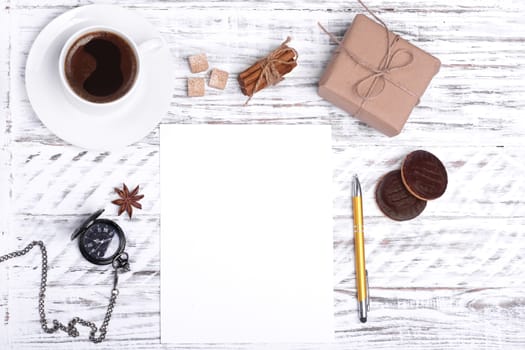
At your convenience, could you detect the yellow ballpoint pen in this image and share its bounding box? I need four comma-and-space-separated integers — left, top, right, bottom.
352, 174, 370, 323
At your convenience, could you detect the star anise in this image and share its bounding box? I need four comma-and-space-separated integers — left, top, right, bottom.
112, 183, 144, 219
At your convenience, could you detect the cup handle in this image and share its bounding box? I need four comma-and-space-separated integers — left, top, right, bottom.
138, 38, 164, 53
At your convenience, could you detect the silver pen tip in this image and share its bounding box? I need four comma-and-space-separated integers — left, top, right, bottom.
352, 174, 362, 197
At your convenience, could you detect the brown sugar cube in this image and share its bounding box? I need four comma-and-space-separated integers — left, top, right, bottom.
188, 53, 209, 73
208, 68, 229, 90
187, 77, 205, 97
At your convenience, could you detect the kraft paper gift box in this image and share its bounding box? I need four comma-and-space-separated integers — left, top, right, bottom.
318, 14, 441, 136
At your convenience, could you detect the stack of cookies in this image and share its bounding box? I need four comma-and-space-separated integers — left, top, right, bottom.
375, 150, 448, 221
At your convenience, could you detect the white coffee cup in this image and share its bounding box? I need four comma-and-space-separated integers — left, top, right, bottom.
58, 25, 162, 112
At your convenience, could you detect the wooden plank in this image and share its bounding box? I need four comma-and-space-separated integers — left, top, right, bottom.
5, 215, 525, 290
0, 0, 12, 345
9, 144, 525, 218
10, 144, 160, 216
6, 4, 525, 147
8, 0, 525, 11
2, 216, 524, 348
5, 286, 525, 349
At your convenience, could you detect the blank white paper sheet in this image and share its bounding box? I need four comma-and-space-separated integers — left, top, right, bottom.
160, 124, 334, 343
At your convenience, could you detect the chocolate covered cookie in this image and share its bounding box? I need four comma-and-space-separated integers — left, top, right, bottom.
375, 170, 427, 221
401, 150, 448, 200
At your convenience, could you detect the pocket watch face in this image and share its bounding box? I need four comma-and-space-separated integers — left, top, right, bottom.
81, 220, 122, 263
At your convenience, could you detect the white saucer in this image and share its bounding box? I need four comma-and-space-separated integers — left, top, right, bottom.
26, 5, 173, 150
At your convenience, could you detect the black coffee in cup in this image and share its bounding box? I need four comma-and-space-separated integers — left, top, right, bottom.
64, 31, 138, 103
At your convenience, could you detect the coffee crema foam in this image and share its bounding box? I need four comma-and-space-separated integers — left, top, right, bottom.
64, 31, 138, 103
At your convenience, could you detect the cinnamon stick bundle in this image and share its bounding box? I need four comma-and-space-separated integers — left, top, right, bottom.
238, 37, 298, 103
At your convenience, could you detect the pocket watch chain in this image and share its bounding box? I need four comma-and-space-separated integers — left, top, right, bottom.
0, 241, 127, 343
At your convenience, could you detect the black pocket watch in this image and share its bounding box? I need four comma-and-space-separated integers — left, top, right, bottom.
71, 209, 129, 270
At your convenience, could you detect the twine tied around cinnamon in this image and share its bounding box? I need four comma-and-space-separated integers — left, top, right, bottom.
319, 0, 420, 115
244, 37, 298, 105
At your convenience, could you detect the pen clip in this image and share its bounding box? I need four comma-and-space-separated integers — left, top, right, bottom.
365, 270, 370, 311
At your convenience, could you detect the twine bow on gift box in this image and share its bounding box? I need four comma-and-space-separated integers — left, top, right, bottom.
319, 0, 421, 114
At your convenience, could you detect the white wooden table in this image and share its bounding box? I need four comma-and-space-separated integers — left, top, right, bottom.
1, 0, 524, 349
